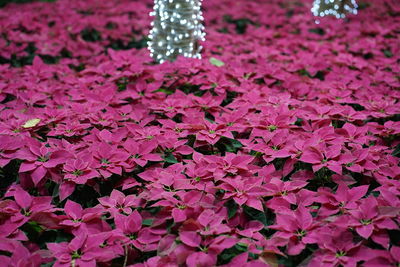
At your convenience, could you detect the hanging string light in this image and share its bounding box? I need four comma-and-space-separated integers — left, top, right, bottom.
148, 0, 206, 64
311, 0, 358, 19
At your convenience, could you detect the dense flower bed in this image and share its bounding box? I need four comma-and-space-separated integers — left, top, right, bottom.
0, 0, 400, 266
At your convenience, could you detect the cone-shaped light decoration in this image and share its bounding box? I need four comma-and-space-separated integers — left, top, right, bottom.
311, 0, 358, 19
148, 0, 206, 64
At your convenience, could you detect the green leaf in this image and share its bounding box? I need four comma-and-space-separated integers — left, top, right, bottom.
210, 57, 225, 67
27, 221, 43, 232
217, 243, 248, 265
22, 118, 40, 128
221, 90, 238, 107
224, 199, 238, 219
163, 153, 178, 164
142, 219, 154, 226
383, 49, 393, 58
308, 27, 325, 36
80, 28, 102, 42
153, 87, 175, 95
143, 205, 161, 215
297, 68, 312, 77
223, 15, 255, 34
20, 221, 44, 242
54, 230, 73, 243
52, 183, 59, 199
216, 137, 243, 154
392, 144, 400, 158
229, 138, 243, 149
243, 205, 267, 226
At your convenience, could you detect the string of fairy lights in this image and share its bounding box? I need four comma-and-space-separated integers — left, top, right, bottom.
311, 0, 358, 19
148, 0, 205, 63
147, 0, 359, 63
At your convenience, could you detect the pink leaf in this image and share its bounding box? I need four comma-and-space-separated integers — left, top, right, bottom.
180, 231, 201, 247
19, 162, 36, 173
186, 252, 215, 267
31, 165, 47, 185
14, 187, 32, 209
356, 224, 374, 239
246, 198, 264, 211
59, 182, 75, 201
64, 200, 83, 220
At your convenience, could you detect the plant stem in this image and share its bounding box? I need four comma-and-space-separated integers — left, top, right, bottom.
123, 245, 128, 267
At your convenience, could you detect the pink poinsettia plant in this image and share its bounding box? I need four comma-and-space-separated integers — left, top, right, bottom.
0, 0, 399, 266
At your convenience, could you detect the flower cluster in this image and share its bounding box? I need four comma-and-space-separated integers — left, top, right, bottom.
0, 0, 399, 266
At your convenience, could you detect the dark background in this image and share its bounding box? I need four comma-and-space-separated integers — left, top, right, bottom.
0, 0, 55, 8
